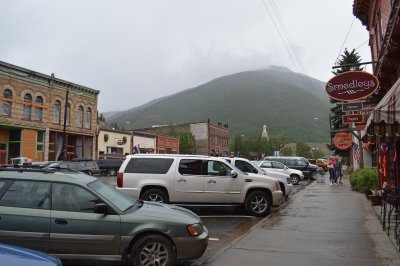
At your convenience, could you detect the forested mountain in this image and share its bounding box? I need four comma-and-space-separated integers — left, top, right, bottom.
107, 66, 331, 142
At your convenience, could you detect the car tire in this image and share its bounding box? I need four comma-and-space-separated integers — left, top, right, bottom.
311, 171, 317, 180
244, 191, 271, 217
141, 189, 169, 203
279, 182, 286, 197
131, 235, 176, 266
290, 174, 300, 185
108, 169, 117, 176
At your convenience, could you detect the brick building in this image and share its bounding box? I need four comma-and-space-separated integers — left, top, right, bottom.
137, 121, 229, 156
0, 61, 99, 164
354, 0, 400, 187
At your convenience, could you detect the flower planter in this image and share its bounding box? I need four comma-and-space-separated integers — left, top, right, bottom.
369, 195, 382, 206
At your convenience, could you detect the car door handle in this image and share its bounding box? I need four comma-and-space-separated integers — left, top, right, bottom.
177, 178, 186, 183
207, 180, 216, 184
55, 219, 68, 225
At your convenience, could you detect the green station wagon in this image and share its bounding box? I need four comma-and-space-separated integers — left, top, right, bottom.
0, 168, 208, 266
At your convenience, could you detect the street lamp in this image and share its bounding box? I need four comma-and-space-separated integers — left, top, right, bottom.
60, 89, 83, 161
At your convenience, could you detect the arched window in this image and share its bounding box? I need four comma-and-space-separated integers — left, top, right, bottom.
66, 103, 70, 126
77, 105, 83, 128
35, 96, 43, 121
85, 107, 91, 129
2, 89, 12, 117
23, 93, 32, 120
54, 100, 61, 124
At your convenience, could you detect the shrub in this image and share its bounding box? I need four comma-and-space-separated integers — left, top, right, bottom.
349, 168, 378, 193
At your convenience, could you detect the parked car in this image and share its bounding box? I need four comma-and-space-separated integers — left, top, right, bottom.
95, 159, 123, 176
264, 156, 318, 179
0, 243, 61, 266
309, 158, 327, 172
117, 154, 283, 217
46, 161, 95, 176
222, 157, 292, 197
0, 168, 208, 265
71, 158, 101, 176
257, 160, 305, 185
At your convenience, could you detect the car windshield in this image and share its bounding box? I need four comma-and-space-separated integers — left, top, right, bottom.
88, 180, 136, 212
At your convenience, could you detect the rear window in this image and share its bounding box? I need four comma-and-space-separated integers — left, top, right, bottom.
125, 158, 173, 174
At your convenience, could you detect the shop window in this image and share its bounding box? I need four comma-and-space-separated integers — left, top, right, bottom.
2, 89, 12, 117
37, 131, 45, 152
86, 107, 92, 129
23, 93, 32, 120
77, 106, 83, 128
35, 96, 43, 121
54, 100, 61, 124
8, 129, 21, 159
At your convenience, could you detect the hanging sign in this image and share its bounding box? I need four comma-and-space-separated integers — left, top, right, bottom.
342, 102, 363, 112
342, 114, 364, 124
333, 132, 352, 150
326, 71, 379, 101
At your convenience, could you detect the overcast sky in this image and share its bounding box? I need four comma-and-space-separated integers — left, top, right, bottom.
1, 0, 371, 113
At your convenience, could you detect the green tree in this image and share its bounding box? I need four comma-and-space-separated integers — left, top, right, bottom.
311, 148, 325, 159
157, 124, 196, 154
280, 146, 293, 156
270, 134, 287, 155
328, 48, 363, 157
296, 140, 311, 158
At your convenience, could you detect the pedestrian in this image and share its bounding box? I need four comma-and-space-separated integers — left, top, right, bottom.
327, 156, 336, 186
336, 157, 343, 184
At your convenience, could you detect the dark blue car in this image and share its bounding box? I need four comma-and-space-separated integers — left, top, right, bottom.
0, 244, 61, 266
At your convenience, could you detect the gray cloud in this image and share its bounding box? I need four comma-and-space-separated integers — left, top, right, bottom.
0, 0, 371, 112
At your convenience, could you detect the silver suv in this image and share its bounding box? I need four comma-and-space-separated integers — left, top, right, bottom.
117, 154, 283, 217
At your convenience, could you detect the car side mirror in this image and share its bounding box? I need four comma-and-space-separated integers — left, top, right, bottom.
285, 166, 289, 170
231, 170, 238, 178
94, 203, 109, 214
253, 169, 258, 174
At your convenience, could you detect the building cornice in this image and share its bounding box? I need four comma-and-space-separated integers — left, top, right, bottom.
0, 61, 100, 98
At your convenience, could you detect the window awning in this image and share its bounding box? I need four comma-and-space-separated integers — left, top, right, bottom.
362, 77, 400, 137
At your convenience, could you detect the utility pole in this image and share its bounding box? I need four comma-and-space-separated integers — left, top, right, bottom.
61, 89, 69, 161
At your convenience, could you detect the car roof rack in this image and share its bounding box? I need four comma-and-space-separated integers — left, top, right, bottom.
0, 167, 56, 173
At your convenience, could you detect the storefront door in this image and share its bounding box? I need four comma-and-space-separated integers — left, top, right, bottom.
0, 144, 7, 164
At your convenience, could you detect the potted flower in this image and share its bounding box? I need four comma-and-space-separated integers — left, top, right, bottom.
369, 188, 382, 206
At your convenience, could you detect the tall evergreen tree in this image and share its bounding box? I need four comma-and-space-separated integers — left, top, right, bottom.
328, 48, 363, 157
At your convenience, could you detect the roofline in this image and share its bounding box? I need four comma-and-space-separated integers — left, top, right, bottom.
0, 60, 100, 97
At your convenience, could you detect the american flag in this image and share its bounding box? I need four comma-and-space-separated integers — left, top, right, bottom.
353, 142, 360, 163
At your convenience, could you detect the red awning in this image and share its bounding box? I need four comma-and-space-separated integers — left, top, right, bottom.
362, 78, 400, 136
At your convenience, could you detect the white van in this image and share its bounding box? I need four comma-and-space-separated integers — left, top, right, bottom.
117, 154, 282, 217
222, 157, 293, 197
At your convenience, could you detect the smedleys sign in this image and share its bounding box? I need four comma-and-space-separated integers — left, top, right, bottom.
326, 71, 379, 101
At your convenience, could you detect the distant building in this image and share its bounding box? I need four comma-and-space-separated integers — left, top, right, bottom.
0, 61, 99, 164
261, 124, 269, 141
97, 127, 132, 159
136, 121, 230, 156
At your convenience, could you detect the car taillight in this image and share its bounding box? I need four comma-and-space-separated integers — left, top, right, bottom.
117, 172, 123, 187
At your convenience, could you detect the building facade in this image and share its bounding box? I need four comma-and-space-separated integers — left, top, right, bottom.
0, 61, 99, 164
133, 131, 157, 153
137, 121, 230, 156
354, 0, 400, 187
98, 129, 132, 159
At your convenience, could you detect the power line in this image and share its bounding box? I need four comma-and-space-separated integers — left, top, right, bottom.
355, 39, 369, 50
334, 17, 355, 65
261, 0, 314, 91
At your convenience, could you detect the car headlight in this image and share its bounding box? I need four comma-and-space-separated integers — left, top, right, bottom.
187, 223, 203, 237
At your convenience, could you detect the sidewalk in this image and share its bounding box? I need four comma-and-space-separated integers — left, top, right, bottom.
205, 175, 400, 266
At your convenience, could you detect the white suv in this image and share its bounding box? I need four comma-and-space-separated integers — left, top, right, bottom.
117, 154, 283, 217
257, 160, 305, 185
222, 157, 292, 197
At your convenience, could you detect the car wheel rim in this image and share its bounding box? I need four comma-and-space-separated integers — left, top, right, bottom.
146, 194, 164, 203
140, 241, 169, 266
250, 196, 268, 213
292, 176, 299, 183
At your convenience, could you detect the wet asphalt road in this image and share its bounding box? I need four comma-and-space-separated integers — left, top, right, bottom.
62, 176, 313, 266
